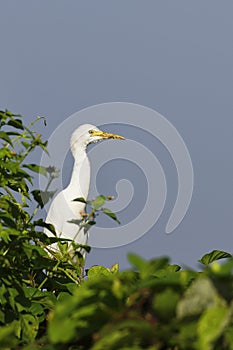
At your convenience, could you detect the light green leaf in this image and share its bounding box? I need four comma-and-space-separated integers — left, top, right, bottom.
197, 305, 229, 350
87, 265, 111, 278
111, 263, 119, 274
0, 322, 19, 348
177, 277, 219, 319
210, 258, 233, 276
0, 147, 12, 158
91, 195, 106, 209
20, 314, 39, 343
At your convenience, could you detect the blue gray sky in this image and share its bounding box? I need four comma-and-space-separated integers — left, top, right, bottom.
1, 1, 233, 269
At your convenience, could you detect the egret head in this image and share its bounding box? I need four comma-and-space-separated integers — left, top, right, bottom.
70, 124, 124, 155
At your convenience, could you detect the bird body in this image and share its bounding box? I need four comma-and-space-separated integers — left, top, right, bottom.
44, 124, 124, 256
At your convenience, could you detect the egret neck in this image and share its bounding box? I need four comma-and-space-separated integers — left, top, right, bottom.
64, 143, 90, 216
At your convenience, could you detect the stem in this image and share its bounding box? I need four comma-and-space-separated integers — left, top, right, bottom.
57, 267, 81, 284
37, 276, 49, 291
44, 176, 53, 192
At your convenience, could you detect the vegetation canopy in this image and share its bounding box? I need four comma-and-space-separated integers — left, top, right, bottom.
0, 110, 232, 349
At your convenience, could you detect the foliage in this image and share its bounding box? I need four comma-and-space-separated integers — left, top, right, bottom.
0, 110, 233, 349
31, 253, 233, 350
71, 195, 120, 230
0, 110, 88, 348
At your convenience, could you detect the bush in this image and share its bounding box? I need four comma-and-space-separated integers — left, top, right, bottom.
0, 110, 232, 349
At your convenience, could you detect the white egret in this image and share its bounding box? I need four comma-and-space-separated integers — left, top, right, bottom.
44, 124, 124, 258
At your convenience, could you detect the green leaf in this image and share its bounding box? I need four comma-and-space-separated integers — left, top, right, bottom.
7, 131, 21, 136
210, 258, 233, 277
67, 219, 83, 225
34, 219, 57, 236
178, 322, 198, 348
23, 243, 48, 258
86, 220, 96, 226
177, 277, 219, 319
21, 141, 31, 149
87, 265, 111, 278
153, 288, 180, 320
0, 147, 12, 158
102, 207, 120, 224
49, 316, 76, 343
73, 197, 87, 203
199, 250, 232, 265
20, 314, 39, 343
71, 242, 91, 253
5, 110, 14, 117
0, 322, 18, 348
0, 212, 17, 228
128, 253, 147, 272
32, 190, 56, 208
7, 118, 24, 130
111, 263, 119, 274
16, 168, 32, 182
225, 323, 233, 349
197, 305, 229, 350
0, 131, 13, 146
23, 163, 47, 177
90, 195, 106, 209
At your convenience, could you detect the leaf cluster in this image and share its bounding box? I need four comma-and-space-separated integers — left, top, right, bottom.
0, 110, 89, 348
40, 251, 233, 350
72, 195, 120, 229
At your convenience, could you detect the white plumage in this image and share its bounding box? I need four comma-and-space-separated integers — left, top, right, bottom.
44, 124, 124, 257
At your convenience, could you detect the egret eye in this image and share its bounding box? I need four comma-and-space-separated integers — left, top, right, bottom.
89, 130, 94, 135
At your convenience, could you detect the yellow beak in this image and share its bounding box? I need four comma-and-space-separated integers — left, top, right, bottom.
91, 130, 125, 140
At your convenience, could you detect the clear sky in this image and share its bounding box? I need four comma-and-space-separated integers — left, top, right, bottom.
1, 1, 233, 269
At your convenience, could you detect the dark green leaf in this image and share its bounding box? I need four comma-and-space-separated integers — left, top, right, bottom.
34, 219, 57, 236
32, 190, 56, 208
102, 207, 120, 224
73, 197, 87, 203
23, 164, 47, 177
199, 250, 232, 265
128, 253, 147, 271
0, 212, 17, 228
86, 220, 96, 226
7, 118, 24, 130
71, 243, 91, 253
153, 288, 179, 320
0, 131, 13, 146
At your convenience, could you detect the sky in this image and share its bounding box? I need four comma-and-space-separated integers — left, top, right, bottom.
1, 1, 233, 269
